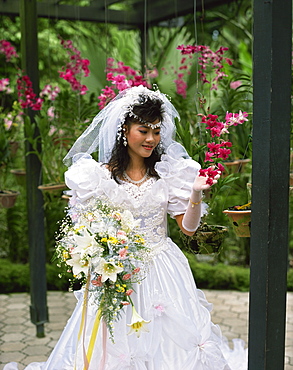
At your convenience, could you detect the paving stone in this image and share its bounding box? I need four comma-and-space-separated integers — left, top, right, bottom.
2, 325, 28, 333
22, 355, 47, 364
7, 303, 27, 310
0, 342, 26, 352
1, 333, 26, 342
0, 352, 25, 363
24, 336, 51, 346
4, 317, 27, 325
5, 310, 28, 318
22, 345, 52, 356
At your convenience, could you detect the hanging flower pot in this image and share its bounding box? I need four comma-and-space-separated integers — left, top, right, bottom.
61, 194, 71, 202
10, 169, 26, 186
223, 203, 251, 237
38, 183, 67, 192
180, 223, 228, 254
223, 158, 251, 177
9, 140, 20, 156
0, 190, 20, 208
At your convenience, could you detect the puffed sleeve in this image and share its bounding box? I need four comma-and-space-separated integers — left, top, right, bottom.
64, 153, 110, 205
155, 143, 208, 218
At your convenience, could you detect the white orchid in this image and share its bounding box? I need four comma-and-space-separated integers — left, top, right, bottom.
94, 258, 123, 282
127, 305, 150, 338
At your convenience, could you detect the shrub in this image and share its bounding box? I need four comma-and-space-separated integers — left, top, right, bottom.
0, 257, 292, 293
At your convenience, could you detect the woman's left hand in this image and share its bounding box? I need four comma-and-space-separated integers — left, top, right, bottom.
192, 171, 221, 192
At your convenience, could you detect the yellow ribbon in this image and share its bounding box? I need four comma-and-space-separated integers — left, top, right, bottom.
85, 308, 102, 368
74, 276, 102, 370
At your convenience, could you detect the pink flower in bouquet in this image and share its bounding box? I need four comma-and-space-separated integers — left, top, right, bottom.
126, 289, 134, 296
92, 276, 103, 287
118, 247, 128, 259
122, 273, 131, 281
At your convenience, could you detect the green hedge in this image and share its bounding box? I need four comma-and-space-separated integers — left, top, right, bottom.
0, 257, 292, 293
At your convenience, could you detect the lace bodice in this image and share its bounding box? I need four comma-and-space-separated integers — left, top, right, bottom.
119, 178, 168, 245
65, 147, 207, 250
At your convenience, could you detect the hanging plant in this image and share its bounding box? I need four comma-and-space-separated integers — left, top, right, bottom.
0, 190, 20, 208
180, 223, 228, 254
223, 202, 251, 238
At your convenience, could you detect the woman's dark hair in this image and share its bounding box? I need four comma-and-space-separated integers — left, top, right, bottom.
106, 94, 164, 183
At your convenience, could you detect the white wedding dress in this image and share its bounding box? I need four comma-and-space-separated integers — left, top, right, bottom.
4, 150, 247, 370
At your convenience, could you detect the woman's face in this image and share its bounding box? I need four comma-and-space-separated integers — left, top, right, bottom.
124, 119, 161, 160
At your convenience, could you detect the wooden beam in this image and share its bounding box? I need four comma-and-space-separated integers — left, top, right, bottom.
0, 0, 234, 25
249, 0, 292, 368
20, 0, 48, 338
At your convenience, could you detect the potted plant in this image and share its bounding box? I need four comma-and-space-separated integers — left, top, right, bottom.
180, 223, 229, 254
223, 202, 251, 237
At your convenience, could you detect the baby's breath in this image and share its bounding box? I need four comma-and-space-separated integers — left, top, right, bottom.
54, 198, 149, 342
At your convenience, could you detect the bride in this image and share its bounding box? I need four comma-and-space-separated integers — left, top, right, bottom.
5, 85, 247, 370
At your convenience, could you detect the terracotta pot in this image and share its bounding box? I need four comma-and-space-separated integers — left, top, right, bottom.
38, 183, 67, 192
223, 158, 251, 176
0, 190, 20, 208
10, 169, 26, 186
61, 194, 71, 202
223, 209, 251, 237
9, 141, 20, 156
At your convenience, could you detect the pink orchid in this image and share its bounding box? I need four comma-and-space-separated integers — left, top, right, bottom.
230, 80, 242, 89
0, 40, 19, 62
199, 111, 248, 184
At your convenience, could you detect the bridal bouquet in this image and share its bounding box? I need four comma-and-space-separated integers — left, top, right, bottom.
55, 198, 150, 341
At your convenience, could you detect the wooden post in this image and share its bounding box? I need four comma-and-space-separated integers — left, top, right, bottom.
20, 0, 48, 338
249, 0, 292, 368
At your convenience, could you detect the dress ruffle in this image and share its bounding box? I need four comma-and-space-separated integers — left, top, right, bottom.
155, 143, 208, 218
65, 146, 208, 218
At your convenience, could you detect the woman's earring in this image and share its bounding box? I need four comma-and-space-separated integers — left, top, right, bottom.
123, 129, 127, 147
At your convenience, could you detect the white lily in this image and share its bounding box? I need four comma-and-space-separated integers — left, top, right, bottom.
73, 228, 99, 257
127, 305, 150, 338
94, 258, 123, 282
66, 253, 89, 276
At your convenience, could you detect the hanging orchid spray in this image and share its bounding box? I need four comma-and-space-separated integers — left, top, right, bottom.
198, 111, 249, 185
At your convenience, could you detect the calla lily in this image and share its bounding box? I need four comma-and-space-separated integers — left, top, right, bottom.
94, 258, 123, 282
127, 305, 150, 338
